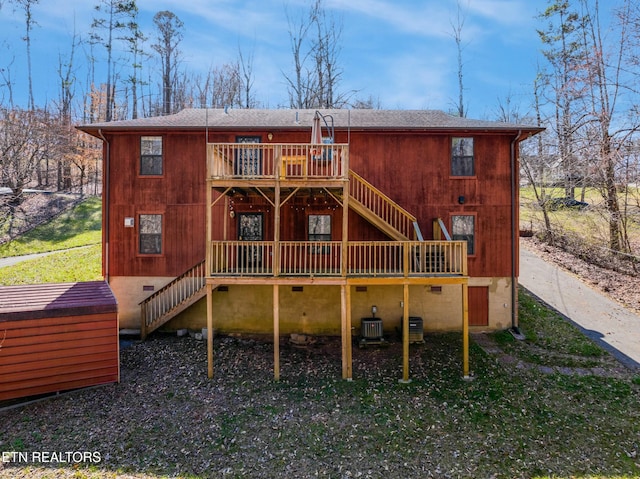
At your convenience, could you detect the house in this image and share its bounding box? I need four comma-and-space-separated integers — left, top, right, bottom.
78, 109, 542, 381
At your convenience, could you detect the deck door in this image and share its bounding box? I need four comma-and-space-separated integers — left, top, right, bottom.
238, 213, 264, 269
468, 286, 489, 327
234, 136, 262, 176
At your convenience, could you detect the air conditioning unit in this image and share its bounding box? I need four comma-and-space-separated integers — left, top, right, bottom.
408, 316, 424, 343
361, 318, 383, 340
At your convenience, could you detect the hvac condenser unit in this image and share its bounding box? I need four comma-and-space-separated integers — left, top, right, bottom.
359, 317, 387, 348
361, 318, 383, 340
408, 316, 424, 343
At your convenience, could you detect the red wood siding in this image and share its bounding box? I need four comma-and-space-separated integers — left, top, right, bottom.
104, 128, 517, 279
106, 131, 207, 277
348, 132, 517, 277
0, 282, 118, 402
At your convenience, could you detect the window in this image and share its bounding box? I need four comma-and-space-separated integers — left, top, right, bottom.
140, 136, 163, 175
452, 215, 475, 255
309, 214, 331, 253
451, 137, 474, 176
308, 214, 331, 241
139, 214, 162, 254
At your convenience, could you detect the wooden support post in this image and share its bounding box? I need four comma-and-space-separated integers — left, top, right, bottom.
206, 283, 214, 379
341, 284, 352, 380
274, 284, 280, 381
400, 283, 411, 383
223, 196, 229, 241
462, 281, 470, 379
206, 183, 212, 278
274, 183, 281, 277
342, 180, 349, 277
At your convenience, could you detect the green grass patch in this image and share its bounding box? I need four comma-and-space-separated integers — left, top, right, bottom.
491, 288, 607, 368
517, 288, 605, 357
0, 197, 102, 258
0, 244, 102, 285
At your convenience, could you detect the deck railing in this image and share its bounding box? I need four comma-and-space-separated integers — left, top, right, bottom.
207, 143, 349, 180
208, 241, 467, 277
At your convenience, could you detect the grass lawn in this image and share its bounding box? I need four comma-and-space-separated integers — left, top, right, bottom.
1, 289, 639, 479
0, 243, 102, 285
1, 195, 639, 477
0, 197, 102, 285
0, 196, 102, 258
519, 186, 640, 247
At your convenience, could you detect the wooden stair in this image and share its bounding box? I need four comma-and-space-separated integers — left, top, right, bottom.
140, 260, 208, 339
346, 170, 423, 241
140, 170, 427, 339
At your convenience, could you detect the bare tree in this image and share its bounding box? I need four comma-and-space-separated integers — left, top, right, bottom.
0, 53, 16, 107
537, 0, 589, 200
238, 45, 256, 109
190, 62, 241, 110
310, 0, 344, 107
9, 0, 39, 110
351, 95, 381, 109
284, 4, 314, 108
450, 0, 468, 117
122, 6, 147, 119
284, 0, 347, 109
0, 108, 51, 214
522, 72, 555, 241
151, 10, 184, 116
91, 0, 138, 122
577, 0, 639, 253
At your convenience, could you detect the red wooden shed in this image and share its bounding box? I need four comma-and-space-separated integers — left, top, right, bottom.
0, 281, 119, 402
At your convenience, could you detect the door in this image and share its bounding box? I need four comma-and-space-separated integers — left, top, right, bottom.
234, 136, 262, 176
468, 286, 489, 327
238, 213, 264, 269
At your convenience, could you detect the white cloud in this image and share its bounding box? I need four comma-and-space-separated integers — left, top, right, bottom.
327, 0, 453, 39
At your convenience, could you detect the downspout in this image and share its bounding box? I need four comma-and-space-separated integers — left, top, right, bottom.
97, 129, 110, 283
510, 130, 523, 336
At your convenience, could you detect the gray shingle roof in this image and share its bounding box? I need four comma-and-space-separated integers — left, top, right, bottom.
78, 108, 543, 134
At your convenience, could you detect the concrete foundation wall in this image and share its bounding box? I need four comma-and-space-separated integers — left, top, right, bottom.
109, 276, 175, 329
111, 276, 514, 334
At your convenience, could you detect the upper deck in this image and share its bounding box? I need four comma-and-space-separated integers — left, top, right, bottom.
207, 142, 349, 184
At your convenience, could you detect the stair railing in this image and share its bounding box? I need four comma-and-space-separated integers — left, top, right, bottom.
140, 260, 206, 339
349, 170, 417, 240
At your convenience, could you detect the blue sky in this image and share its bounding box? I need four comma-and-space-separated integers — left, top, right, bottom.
0, 0, 544, 119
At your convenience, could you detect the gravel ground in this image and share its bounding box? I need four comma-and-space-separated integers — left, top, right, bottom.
1, 329, 639, 479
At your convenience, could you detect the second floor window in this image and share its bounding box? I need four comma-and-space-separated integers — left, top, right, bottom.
140, 136, 163, 175
451, 137, 474, 176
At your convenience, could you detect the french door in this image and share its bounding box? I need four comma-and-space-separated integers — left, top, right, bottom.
238, 213, 264, 269
234, 136, 262, 176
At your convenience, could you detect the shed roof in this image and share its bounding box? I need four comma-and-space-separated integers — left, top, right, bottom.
0, 281, 117, 321
78, 108, 543, 137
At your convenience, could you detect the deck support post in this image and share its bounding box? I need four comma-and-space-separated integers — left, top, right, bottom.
400, 282, 411, 383
274, 181, 281, 277
274, 284, 280, 381
462, 281, 470, 379
341, 179, 349, 277
206, 283, 214, 379
341, 284, 352, 380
